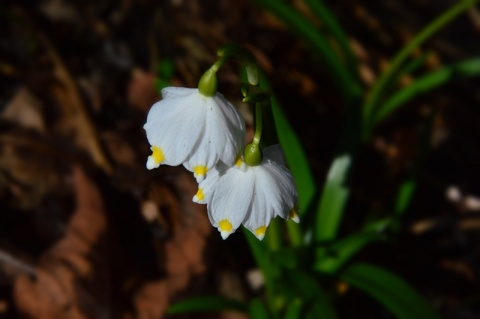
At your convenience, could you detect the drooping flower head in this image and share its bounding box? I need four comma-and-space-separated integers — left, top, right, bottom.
144, 87, 246, 182
194, 144, 299, 240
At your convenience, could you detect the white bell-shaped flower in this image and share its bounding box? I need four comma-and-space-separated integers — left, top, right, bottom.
144, 87, 246, 182
194, 144, 299, 240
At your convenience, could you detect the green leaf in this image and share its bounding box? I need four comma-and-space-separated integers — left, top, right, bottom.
249, 299, 271, 319
372, 57, 480, 127
167, 296, 248, 314
253, 0, 362, 104
285, 271, 339, 319
303, 0, 358, 74
363, 0, 478, 129
314, 154, 351, 242
284, 299, 303, 319
314, 232, 387, 274
394, 179, 416, 216
341, 263, 441, 319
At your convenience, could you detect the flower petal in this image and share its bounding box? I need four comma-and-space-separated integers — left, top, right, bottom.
193, 163, 225, 204
144, 89, 206, 166
207, 94, 246, 166
263, 144, 287, 167
260, 162, 298, 219
208, 167, 255, 239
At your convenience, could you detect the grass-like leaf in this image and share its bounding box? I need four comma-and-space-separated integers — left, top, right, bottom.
341, 263, 441, 319
167, 296, 248, 314
303, 0, 358, 74
363, 0, 478, 126
253, 0, 361, 104
249, 299, 271, 319
314, 232, 387, 274
372, 57, 480, 127
314, 154, 351, 242
285, 270, 339, 319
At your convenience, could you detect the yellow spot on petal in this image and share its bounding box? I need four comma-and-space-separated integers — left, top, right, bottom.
289, 206, 300, 223
151, 146, 165, 164
219, 219, 233, 232
255, 226, 267, 237
195, 188, 204, 201
193, 165, 208, 177
235, 156, 243, 167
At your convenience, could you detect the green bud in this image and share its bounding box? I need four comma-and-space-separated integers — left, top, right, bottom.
244, 143, 262, 166
245, 64, 259, 86
198, 68, 218, 97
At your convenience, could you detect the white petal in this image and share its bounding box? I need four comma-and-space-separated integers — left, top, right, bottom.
144, 90, 207, 166
243, 181, 273, 240
259, 162, 298, 219
161, 87, 197, 98
207, 94, 246, 166
208, 167, 255, 239
183, 130, 218, 181
263, 144, 287, 167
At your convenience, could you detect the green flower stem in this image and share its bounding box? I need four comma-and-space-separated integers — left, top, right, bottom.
266, 218, 282, 251
362, 0, 478, 130
286, 221, 303, 247
217, 44, 259, 85
244, 101, 265, 166
253, 102, 263, 145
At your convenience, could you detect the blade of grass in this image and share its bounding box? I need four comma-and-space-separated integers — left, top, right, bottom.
303, 0, 358, 74
363, 0, 478, 129
285, 270, 339, 319
314, 154, 351, 242
249, 299, 271, 319
243, 229, 281, 315
167, 296, 248, 314
253, 0, 362, 105
341, 263, 440, 319
371, 57, 480, 128
378, 51, 432, 104
284, 299, 303, 319
314, 232, 387, 274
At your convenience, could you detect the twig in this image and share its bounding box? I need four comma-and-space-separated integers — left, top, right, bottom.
39, 31, 113, 173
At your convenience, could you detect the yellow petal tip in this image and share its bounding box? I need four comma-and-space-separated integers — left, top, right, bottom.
151, 146, 165, 164
289, 207, 300, 223
193, 165, 208, 182
218, 219, 233, 239
194, 188, 205, 202
254, 226, 267, 240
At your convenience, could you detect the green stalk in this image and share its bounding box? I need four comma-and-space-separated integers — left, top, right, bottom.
253, 102, 263, 145
363, 0, 478, 129
286, 221, 303, 247
266, 218, 282, 251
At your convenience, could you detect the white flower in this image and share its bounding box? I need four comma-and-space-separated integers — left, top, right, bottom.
193, 145, 299, 240
144, 87, 246, 182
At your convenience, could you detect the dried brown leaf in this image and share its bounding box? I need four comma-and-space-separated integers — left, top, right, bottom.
14, 166, 110, 319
